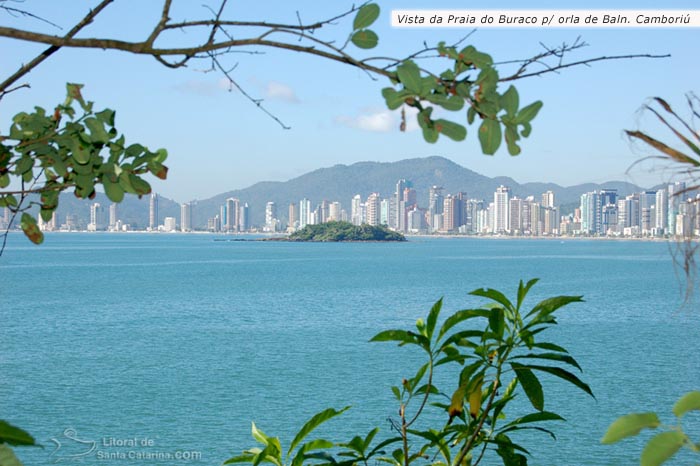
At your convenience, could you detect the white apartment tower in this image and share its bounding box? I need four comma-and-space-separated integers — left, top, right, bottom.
493, 185, 510, 234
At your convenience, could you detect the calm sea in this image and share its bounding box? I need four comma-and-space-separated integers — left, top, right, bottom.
1, 233, 699, 465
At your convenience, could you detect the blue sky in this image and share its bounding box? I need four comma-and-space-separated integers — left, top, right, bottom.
1, 1, 699, 202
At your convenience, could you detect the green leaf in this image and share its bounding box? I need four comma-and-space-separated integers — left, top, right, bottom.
470, 287, 514, 311
396, 61, 422, 94
488, 308, 505, 340
371, 329, 419, 345
15, 156, 33, 175
505, 125, 521, 156
511, 363, 544, 411
0, 420, 36, 446
224, 453, 257, 464
425, 298, 442, 340
478, 118, 501, 155
527, 364, 594, 398
0, 444, 23, 466
103, 178, 125, 203
85, 117, 110, 144
421, 126, 438, 144
504, 411, 565, 428
467, 106, 477, 125
640, 431, 685, 466
437, 309, 490, 342
434, 119, 466, 142
351, 29, 378, 49
500, 86, 519, 115
291, 439, 334, 466
516, 279, 538, 310
433, 94, 464, 111
391, 386, 401, 400
20, 213, 43, 245
353, 4, 380, 30
288, 406, 349, 454
252, 422, 270, 445
382, 88, 409, 110
672, 390, 700, 418
0, 194, 18, 208
516, 101, 543, 124
526, 295, 584, 319
512, 353, 582, 371
531, 342, 568, 353
95, 108, 116, 126
601, 412, 660, 444
128, 174, 151, 196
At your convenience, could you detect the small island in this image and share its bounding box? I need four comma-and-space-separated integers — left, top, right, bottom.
287, 221, 406, 242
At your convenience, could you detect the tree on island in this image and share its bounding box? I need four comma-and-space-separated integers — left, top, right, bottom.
0, 2, 674, 465
288, 221, 406, 242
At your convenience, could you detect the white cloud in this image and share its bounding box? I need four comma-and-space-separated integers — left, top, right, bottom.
335, 106, 420, 133
264, 81, 299, 103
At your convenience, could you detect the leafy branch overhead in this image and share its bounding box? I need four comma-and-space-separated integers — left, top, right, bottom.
0, 1, 667, 148
0, 84, 168, 245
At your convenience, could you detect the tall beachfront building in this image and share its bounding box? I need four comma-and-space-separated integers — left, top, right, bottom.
149, 193, 158, 230
493, 185, 510, 234
225, 198, 240, 232
366, 193, 380, 226
181, 202, 192, 232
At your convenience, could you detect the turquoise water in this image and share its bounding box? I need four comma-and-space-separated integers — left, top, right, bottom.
1, 233, 699, 465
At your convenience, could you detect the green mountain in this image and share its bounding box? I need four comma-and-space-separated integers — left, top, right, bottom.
190, 156, 644, 227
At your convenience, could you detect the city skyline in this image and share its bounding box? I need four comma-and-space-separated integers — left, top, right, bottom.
12, 178, 698, 240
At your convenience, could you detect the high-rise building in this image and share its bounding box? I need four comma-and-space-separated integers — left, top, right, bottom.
379, 199, 390, 226
366, 193, 380, 226
288, 202, 298, 230
655, 188, 668, 232
163, 216, 177, 232
442, 195, 456, 232
88, 202, 104, 231
351, 195, 363, 225
149, 193, 158, 230
509, 197, 523, 233
639, 191, 656, 233
602, 203, 618, 234
328, 202, 342, 222
668, 182, 686, 235
226, 198, 240, 232
541, 191, 555, 209
265, 202, 277, 232
493, 185, 510, 234
580, 191, 602, 235
240, 203, 250, 231
403, 187, 417, 207
394, 179, 406, 231
429, 186, 444, 231
220, 205, 227, 230
109, 203, 118, 229
180, 202, 192, 232
299, 198, 311, 228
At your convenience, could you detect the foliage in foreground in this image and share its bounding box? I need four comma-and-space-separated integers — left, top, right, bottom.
225, 279, 593, 466
603, 92, 700, 466
0, 84, 167, 246
288, 221, 406, 242
601, 391, 700, 466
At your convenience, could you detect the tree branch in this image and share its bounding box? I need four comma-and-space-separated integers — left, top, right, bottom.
0, 0, 114, 94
